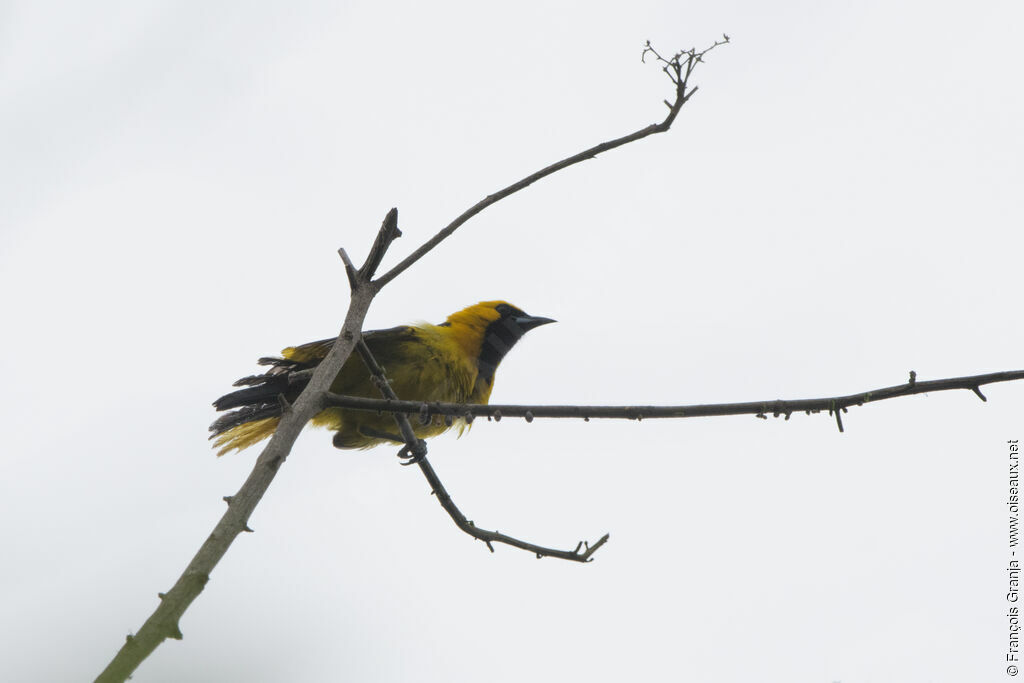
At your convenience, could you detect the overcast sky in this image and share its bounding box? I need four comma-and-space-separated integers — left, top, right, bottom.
3, 1, 1023, 681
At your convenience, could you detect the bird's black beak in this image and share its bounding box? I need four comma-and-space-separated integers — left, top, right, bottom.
513, 314, 556, 332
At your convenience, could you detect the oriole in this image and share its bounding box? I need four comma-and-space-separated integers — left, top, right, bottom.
210, 301, 554, 455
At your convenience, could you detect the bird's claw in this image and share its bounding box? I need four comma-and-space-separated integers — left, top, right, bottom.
398, 440, 428, 465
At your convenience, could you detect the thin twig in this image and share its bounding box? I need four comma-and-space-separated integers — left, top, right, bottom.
373, 38, 727, 288
420, 457, 609, 562
354, 337, 607, 561
323, 369, 1024, 426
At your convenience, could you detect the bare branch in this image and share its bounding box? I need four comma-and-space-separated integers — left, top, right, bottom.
322, 369, 1024, 426
373, 39, 727, 288
94, 211, 401, 683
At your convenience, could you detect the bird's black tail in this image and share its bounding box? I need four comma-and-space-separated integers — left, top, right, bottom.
209, 356, 313, 455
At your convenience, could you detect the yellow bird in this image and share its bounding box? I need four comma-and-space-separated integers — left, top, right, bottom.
210, 301, 554, 455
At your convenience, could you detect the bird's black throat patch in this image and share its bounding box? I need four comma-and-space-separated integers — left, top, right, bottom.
476, 305, 529, 384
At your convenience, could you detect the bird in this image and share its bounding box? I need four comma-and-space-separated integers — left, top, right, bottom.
209, 301, 555, 455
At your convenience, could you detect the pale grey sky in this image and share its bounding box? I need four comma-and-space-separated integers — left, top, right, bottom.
2, 1, 1023, 681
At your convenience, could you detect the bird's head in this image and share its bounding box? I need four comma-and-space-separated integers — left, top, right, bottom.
444, 301, 555, 381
